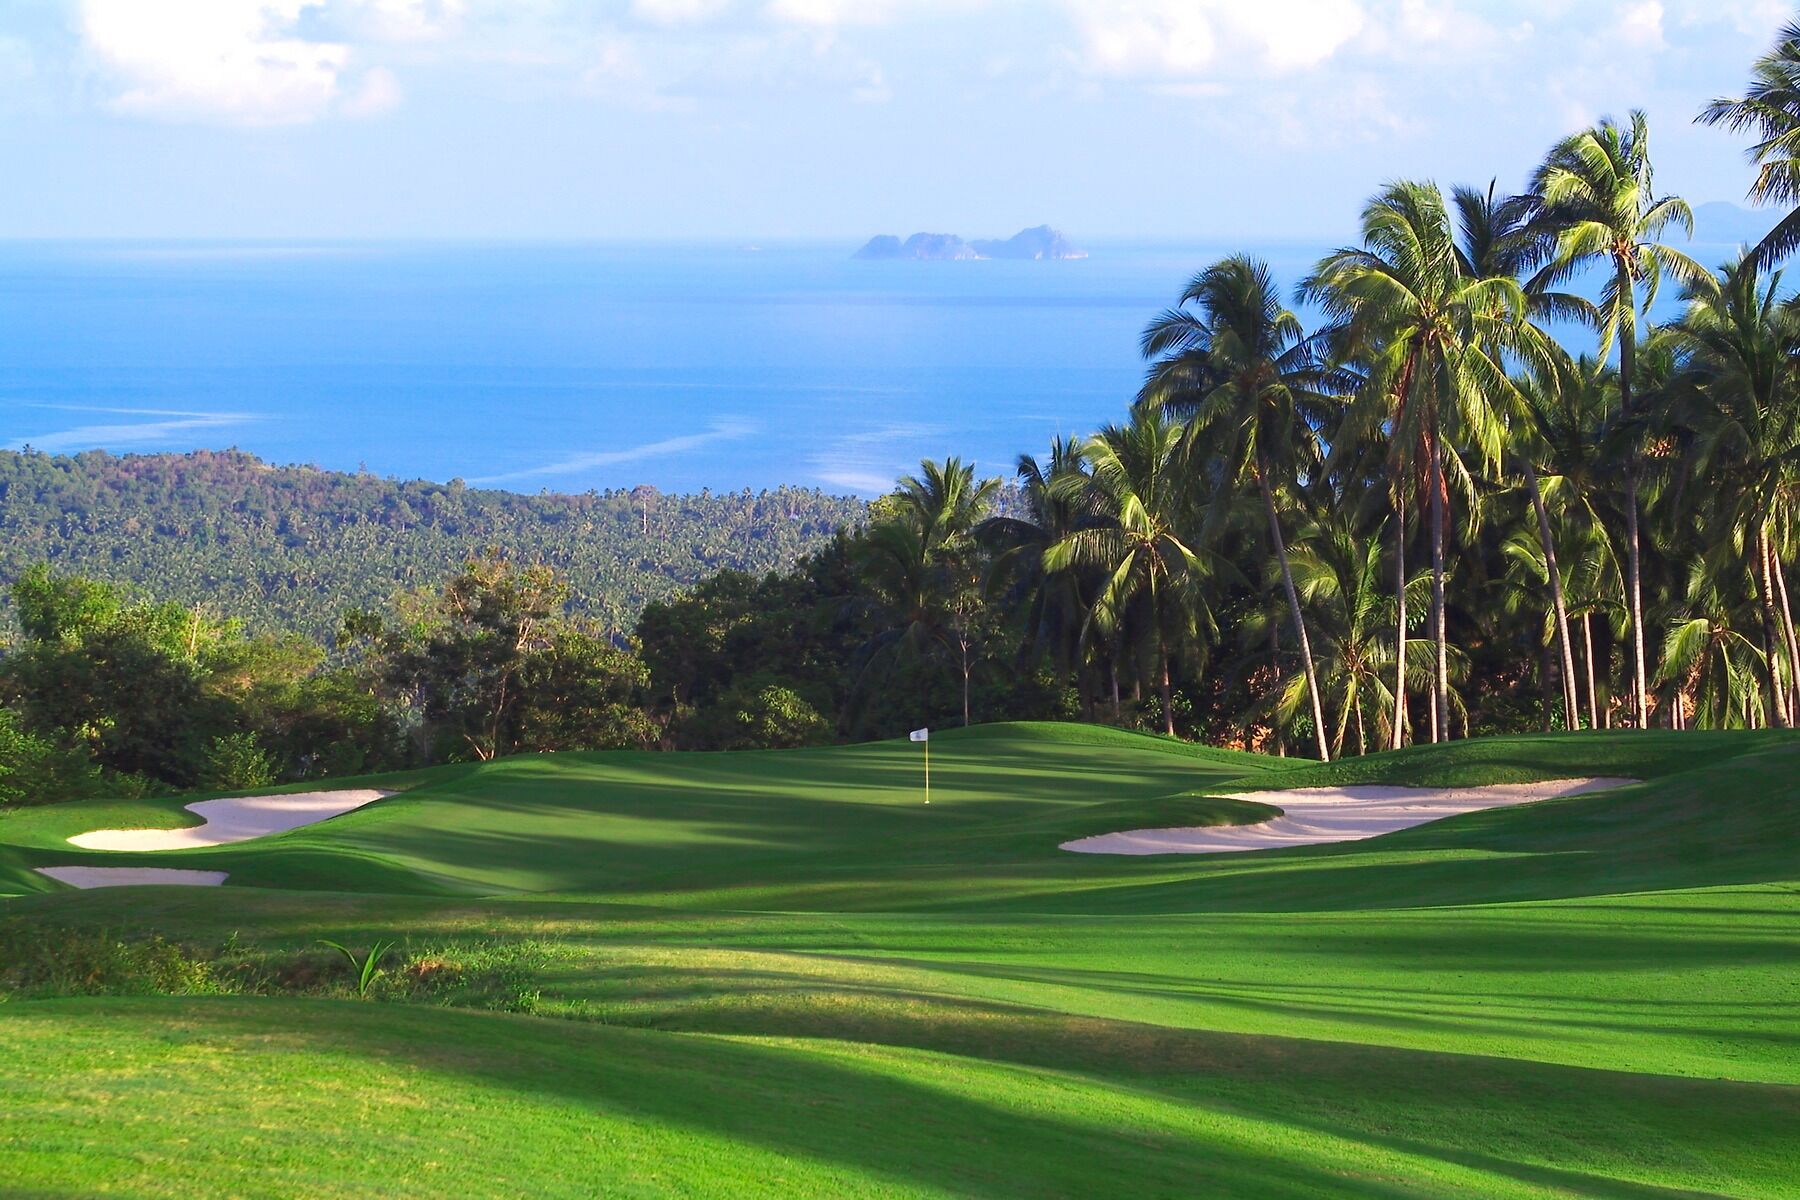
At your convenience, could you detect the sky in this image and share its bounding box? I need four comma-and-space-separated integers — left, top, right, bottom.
0, 0, 1791, 240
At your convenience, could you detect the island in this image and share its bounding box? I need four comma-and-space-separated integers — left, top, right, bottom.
853, 225, 1087, 260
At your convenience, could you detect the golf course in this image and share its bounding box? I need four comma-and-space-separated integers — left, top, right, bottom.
0, 721, 1794, 1198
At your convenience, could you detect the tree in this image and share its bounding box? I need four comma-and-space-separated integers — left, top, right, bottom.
514, 626, 658, 751
858, 459, 1000, 728
634, 535, 874, 747
1307, 181, 1531, 742
1141, 254, 1344, 759
350, 554, 652, 760
684, 676, 834, 750
1657, 258, 1800, 725
1045, 408, 1217, 737
1529, 111, 1710, 727
1274, 513, 1406, 755
0, 705, 98, 807
11, 564, 122, 645
1660, 559, 1769, 729
1699, 21, 1800, 270
1509, 358, 1595, 729
201, 732, 276, 791
979, 440, 1105, 715
1, 585, 232, 787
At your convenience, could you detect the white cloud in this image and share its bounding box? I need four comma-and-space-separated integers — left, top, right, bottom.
1382, 0, 1507, 54
80, 0, 347, 124
1065, 1, 1214, 77
763, 0, 991, 28
1063, 0, 1366, 78
1619, 1, 1666, 50
582, 24, 894, 108
580, 33, 701, 112
630, 0, 736, 26
764, 0, 898, 26
76, 0, 437, 125
340, 64, 403, 116
351, 0, 466, 42
1663, 0, 1788, 38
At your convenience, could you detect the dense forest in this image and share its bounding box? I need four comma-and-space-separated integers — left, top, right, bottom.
7, 20, 1800, 803
629, 22, 1800, 760
0, 448, 864, 640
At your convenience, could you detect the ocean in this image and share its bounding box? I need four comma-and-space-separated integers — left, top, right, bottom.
0, 237, 1740, 497
0, 239, 1336, 496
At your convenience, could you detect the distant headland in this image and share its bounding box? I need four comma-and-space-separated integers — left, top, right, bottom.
853, 225, 1088, 261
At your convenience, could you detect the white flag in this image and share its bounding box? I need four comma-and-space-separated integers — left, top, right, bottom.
909, 728, 929, 742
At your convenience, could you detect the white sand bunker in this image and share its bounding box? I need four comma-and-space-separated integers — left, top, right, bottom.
1062, 777, 1638, 855
35, 866, 228, 889
66, 789, 395, 853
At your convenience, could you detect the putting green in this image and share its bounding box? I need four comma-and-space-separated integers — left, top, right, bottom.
2, 722, 1796, 1198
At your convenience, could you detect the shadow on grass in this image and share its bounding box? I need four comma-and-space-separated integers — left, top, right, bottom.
0, 996, 1438, 1200
15, 994, 1787, 1200
584, 992, 1796, 1198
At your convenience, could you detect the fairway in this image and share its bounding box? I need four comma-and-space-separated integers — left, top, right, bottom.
3, 723, 1797, 1198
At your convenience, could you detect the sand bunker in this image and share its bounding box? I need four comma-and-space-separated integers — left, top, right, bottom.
1062, 777, 1637, 855
35, 866, 229, 889
66, 789, 395, 852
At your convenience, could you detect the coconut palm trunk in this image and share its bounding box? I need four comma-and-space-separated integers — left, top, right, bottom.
1531, 116, 1704, 727
1259, 468, 1331, 761
1582, 612, 1602, 728
1523, 458, 1581, 729
1155, 627, 1175, 737
1755, 526, 1790, 727
1773, 545, 1800, 720
1428, 430, 1451, 742
1390, 484, 1409, 750
1616, 299, 1654, 728
1621, 476, 1650, 725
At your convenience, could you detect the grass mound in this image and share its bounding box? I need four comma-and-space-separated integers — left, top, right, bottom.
2, 721, 1796, 1197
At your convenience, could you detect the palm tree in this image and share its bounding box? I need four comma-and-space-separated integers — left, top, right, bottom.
1509, 358, 1595, 729
1140, 255, 1344, 759
893, 456, 999, 555
859, 457, 1000, 727
979, 440, 1104, 715
1306, 181, 1531, 743
1657, 258, 1800, 725
1279, 513, 1399, 755
1528, 111, 1710, 727
1517, 354, 1625, 727
1045, 408, 1216, 737
1660, 555, 1770, 729
1698, 21, 1800, 270
1453, 181, 1540, 282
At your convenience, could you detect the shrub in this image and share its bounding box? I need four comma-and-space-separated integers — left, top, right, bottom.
0, 923, 546, 1014
100, 771, 174, 800
0, 707, 100, 808
201, 732, 276, 791
0, 922, 222, 997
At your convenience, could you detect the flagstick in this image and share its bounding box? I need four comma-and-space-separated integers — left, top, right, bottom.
924, 737, 930, 805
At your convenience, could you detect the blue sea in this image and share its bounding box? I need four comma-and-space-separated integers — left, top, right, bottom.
0, 238, 1738, 496
0, 240, 1343, 496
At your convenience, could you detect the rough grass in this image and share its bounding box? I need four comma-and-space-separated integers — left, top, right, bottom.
2, 722, 1797, 1198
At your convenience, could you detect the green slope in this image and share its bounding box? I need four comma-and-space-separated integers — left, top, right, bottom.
5, 723, 1793, 911
2, 722, 1797, 1198
3, 995, 1794, 1200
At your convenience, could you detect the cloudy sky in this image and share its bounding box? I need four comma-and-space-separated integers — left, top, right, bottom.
0, 0, 1789, 239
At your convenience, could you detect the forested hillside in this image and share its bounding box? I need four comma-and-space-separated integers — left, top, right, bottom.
0, 449, 864, 639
